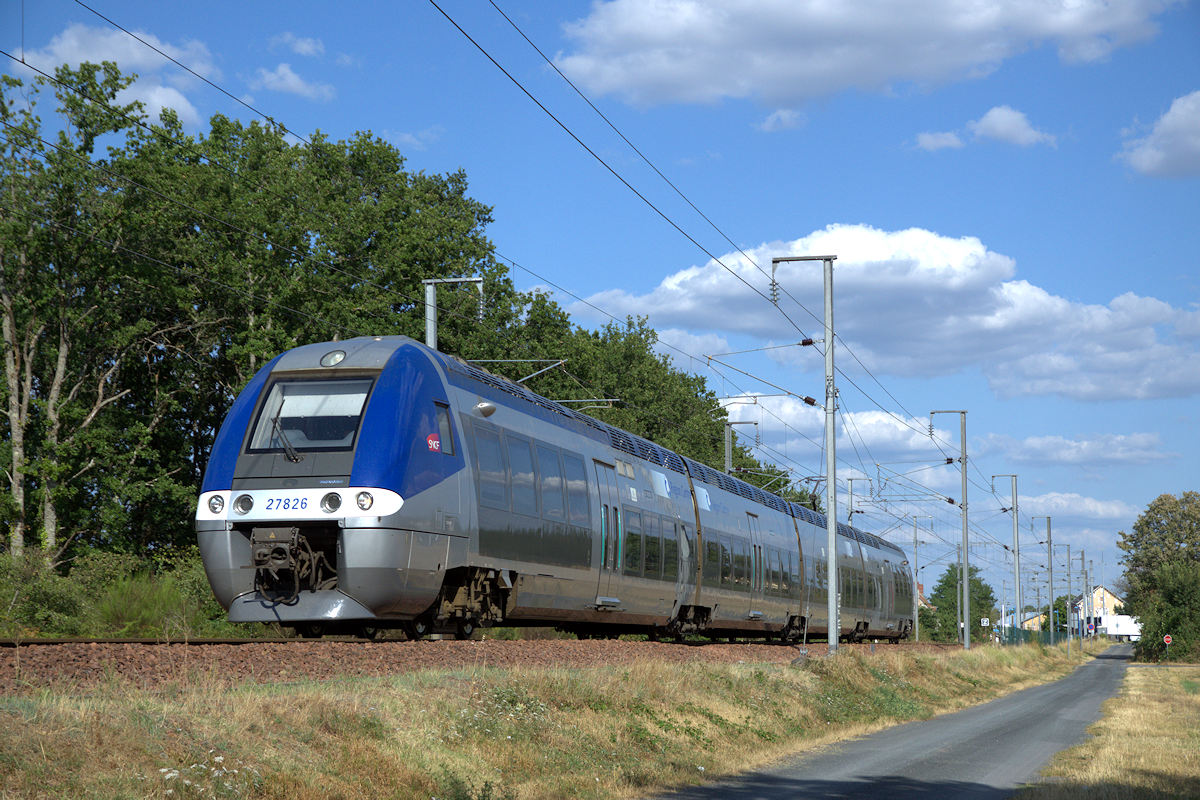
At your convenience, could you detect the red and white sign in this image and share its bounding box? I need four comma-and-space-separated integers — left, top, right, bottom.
1164, 634, 1172, 645
426, 433, 441, 452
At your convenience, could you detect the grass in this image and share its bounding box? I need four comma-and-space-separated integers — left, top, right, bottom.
0, 640, 1107, 800
1015, 664, 1200, 800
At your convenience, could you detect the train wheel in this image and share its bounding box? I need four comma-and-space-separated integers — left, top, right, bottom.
296, 624, 325, 639
404, 619, 430, 641
455, 619, 476, 640
356, 626, 382, 641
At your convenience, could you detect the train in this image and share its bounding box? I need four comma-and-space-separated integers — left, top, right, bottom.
195, 335, 915, 642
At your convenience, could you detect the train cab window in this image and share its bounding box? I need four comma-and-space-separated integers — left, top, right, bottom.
643, 515, 662, 578
622, 508, 643, 576
563, 453, 590, 526
536, 445, 565, 521
248, 377, 373, 454
506, 436, 537, 517
662, 522, 679, 581
475, 427, 508, 510
434, 402, 455, 455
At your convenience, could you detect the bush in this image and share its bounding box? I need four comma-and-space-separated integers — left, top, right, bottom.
0, 554, 88, 637
1133, 560, 1200, 662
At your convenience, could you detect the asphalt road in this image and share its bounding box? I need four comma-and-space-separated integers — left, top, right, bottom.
651, 644, 1133, 800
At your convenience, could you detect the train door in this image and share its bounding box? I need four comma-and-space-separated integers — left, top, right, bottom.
746, 512, 764, 622
593, 461, 623, 607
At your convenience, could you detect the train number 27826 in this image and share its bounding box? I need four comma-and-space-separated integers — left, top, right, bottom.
265, 496, 308, 511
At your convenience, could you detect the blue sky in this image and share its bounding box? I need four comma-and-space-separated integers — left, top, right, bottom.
5, 0, 1199, 612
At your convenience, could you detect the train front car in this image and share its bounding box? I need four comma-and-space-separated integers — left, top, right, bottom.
195, 336, 466, 637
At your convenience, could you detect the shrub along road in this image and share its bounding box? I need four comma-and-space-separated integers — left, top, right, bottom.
652, 644, 1133, 800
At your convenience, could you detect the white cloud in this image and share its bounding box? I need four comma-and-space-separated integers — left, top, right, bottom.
385, 125, 445, 152
556, 1, 1175, 107
968, 106, 1056, 146
758, 109, 803, 132
1021, 492, 1137, 520
1119, 90, 1200, 177
251, 63, 335, 101
984, 433, 1176, 465
17, 22, 214, 126
570, 223, 1200, 401
270, 33, 325, 57
916, 131, 964, 151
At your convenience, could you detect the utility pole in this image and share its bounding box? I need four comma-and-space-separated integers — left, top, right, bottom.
992, 474, 1021, 644
723, 421, 758, 475
773, 254, 839, 653
1032, 517, 1053, 646
423, 277, 484, 351
932, 410, 969, 649
912, 516, 931, 642
1089, 558, 1096, 634
847, 478, 871, 524
1065, 544, 1072, 655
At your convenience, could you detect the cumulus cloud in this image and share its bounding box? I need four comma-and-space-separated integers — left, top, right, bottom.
916, 131, 964, 151
1119, 90, 1200, 177
968, 106, 1056, 146
556, 0, 1174, 106
16, 22, 211, 125
758, 109, 804, 132
569, 223, 1200, 401
251, 63, 335, 101
270, 32, 325, 57
386, 125, 445, 152
983, 432, 1176, 465
1021, 492, 1137, 520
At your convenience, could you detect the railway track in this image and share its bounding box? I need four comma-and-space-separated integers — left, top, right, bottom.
0, 637, 960, 693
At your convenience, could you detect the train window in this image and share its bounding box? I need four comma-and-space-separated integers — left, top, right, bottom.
507, 436, 537, 517
769, 549, 781, 594
563, 453, 589, 526
643, 516, 662, 578
783, 551, 793, 596
720, 538, 733, 586
475, 427, 508, 510
434, 402, 455, 456
703, 539, 720, 586
662, 522, 678, 581
536, 445, 565, 521
734, 542, 751, 589
248, 377, 373, 453
622, 508, 643, 576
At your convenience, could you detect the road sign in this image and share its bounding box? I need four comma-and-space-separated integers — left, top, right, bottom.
980, 617, 990, 627
1164, 634, 1172, 645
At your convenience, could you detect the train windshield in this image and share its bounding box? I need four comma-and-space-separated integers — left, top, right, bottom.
247, 377, 374, 454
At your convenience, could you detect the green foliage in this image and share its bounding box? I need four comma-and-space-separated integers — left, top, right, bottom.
919, 564, 997, 643
1133, 560, 1200, 663
0, 554, 87, 636
1119, 492, 1200, 618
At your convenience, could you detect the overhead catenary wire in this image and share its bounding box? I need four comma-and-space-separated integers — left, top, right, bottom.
18, 7, 1038, 590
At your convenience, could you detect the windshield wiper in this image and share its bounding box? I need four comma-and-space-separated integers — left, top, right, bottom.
272, 413, 304, 463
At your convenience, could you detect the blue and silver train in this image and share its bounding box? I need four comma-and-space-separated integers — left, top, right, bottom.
196, 335, 915, 641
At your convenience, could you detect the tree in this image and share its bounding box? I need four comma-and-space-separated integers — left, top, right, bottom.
1118, 492, 1200, 615
918, 563, 996, 643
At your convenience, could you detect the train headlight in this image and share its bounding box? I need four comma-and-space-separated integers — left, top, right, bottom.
356, 491, 374, 511
233, 494, 254, 515
207, 495, 225, 514
321, 492, 342, 513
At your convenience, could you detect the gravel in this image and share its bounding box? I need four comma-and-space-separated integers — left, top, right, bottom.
0, 638, 929, 692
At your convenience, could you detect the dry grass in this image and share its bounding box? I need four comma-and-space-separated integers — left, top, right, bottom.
0, 640, 1107, 800
1015, 664, 1200, 800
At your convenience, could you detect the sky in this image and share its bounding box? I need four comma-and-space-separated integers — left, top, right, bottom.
4, 0, 1199, 615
